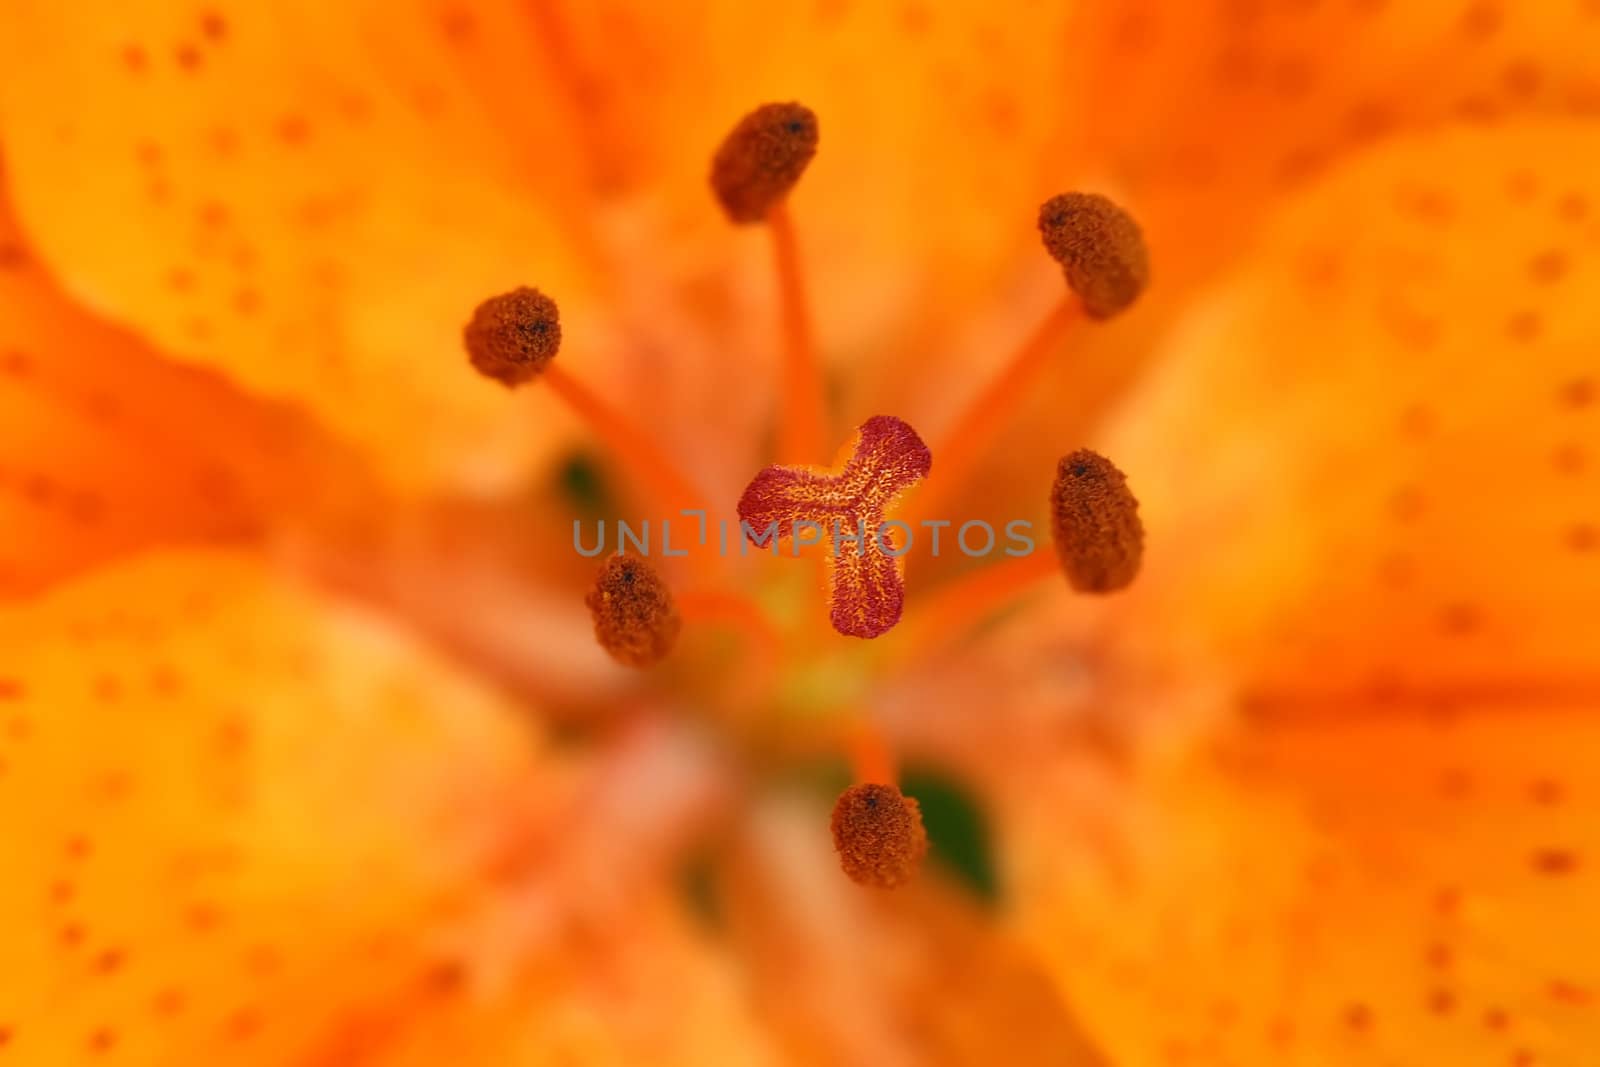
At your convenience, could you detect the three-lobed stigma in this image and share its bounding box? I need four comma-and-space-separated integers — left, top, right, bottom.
1037, 193, 1149, 320
737, 415, 932, 638
584, 555, 682, 668
830, 783, 928, 889
710, 102, 820, 224
464, 286, 562, 387
1050, 448, 1144, 593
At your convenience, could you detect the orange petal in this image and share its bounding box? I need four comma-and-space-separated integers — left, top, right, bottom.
1017, 706, 1600, 1067
0, 1, 600, 493
0, 550, 527, 1060
0, 552, 769, 1064
1065, 0, 1600, 279
1008, 120, 1600, 1065
909, 0, 1600, 510
1109, 119, 1600, 699
0, 175, 373, 598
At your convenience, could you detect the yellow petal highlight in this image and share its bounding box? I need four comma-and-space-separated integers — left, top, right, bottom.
0, 552, 768, 1064
0, 1, 598, 493
0, 181, 371, 598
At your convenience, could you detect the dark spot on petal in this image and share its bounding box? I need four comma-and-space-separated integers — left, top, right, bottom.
1531, 848, 1579, 876
1560, 377, 1594, 409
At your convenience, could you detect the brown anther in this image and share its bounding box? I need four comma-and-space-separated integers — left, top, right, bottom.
1037, 193, 1150, 319
463, 286, 561, 387
1050, 448, 1144, 593
830, 783, 927, 889
710, 102, 819, 224
584, 555, 681, 668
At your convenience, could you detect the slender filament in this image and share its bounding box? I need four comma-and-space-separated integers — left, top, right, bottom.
846, 719, 898, 785
900, 550, 1059, 658
542, 364, 706, 510
676, 587, 783, 659
768, 201, 827, 464
918, 296, 1080, 517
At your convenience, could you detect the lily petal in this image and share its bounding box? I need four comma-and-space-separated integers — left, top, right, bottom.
1111, 119, 1600, 697
1067, 0, 1600, 281
1019, 716, 1600, 1067
1011, 120, 1600, 1066
0, 552, 770, 1064
921, 1, 1600, 526
0, 176, 372, 598
0, 1, 599, 493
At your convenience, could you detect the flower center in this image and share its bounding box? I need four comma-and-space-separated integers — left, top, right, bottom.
457, 101, 1152, 889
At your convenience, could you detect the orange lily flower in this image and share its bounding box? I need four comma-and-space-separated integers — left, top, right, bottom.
2, 2, 1599, 1065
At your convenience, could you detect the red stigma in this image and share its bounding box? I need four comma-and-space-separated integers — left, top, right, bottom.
737, 416, 932, 638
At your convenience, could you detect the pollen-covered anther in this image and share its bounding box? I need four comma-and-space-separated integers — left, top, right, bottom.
463, 286, 561, 387
830, 783, 928, 889
584, 555, 682, 668
1037, 193, 1150, 320
1050, 448, 1145, 593
710, 102, 819, 224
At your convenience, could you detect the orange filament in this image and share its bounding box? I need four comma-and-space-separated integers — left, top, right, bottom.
918, 296, 1080, 516
542, 364, 706, 511
585, 554, 682, 668
464, 287, 706, 513
1050, 448, 1144, 593
910, 193, 1148, 515
844, 720, 898, 785
769, 201, 827, 463
830, 782, 927, 889
901, 550, 1060, 654
675, 587, 783, 660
